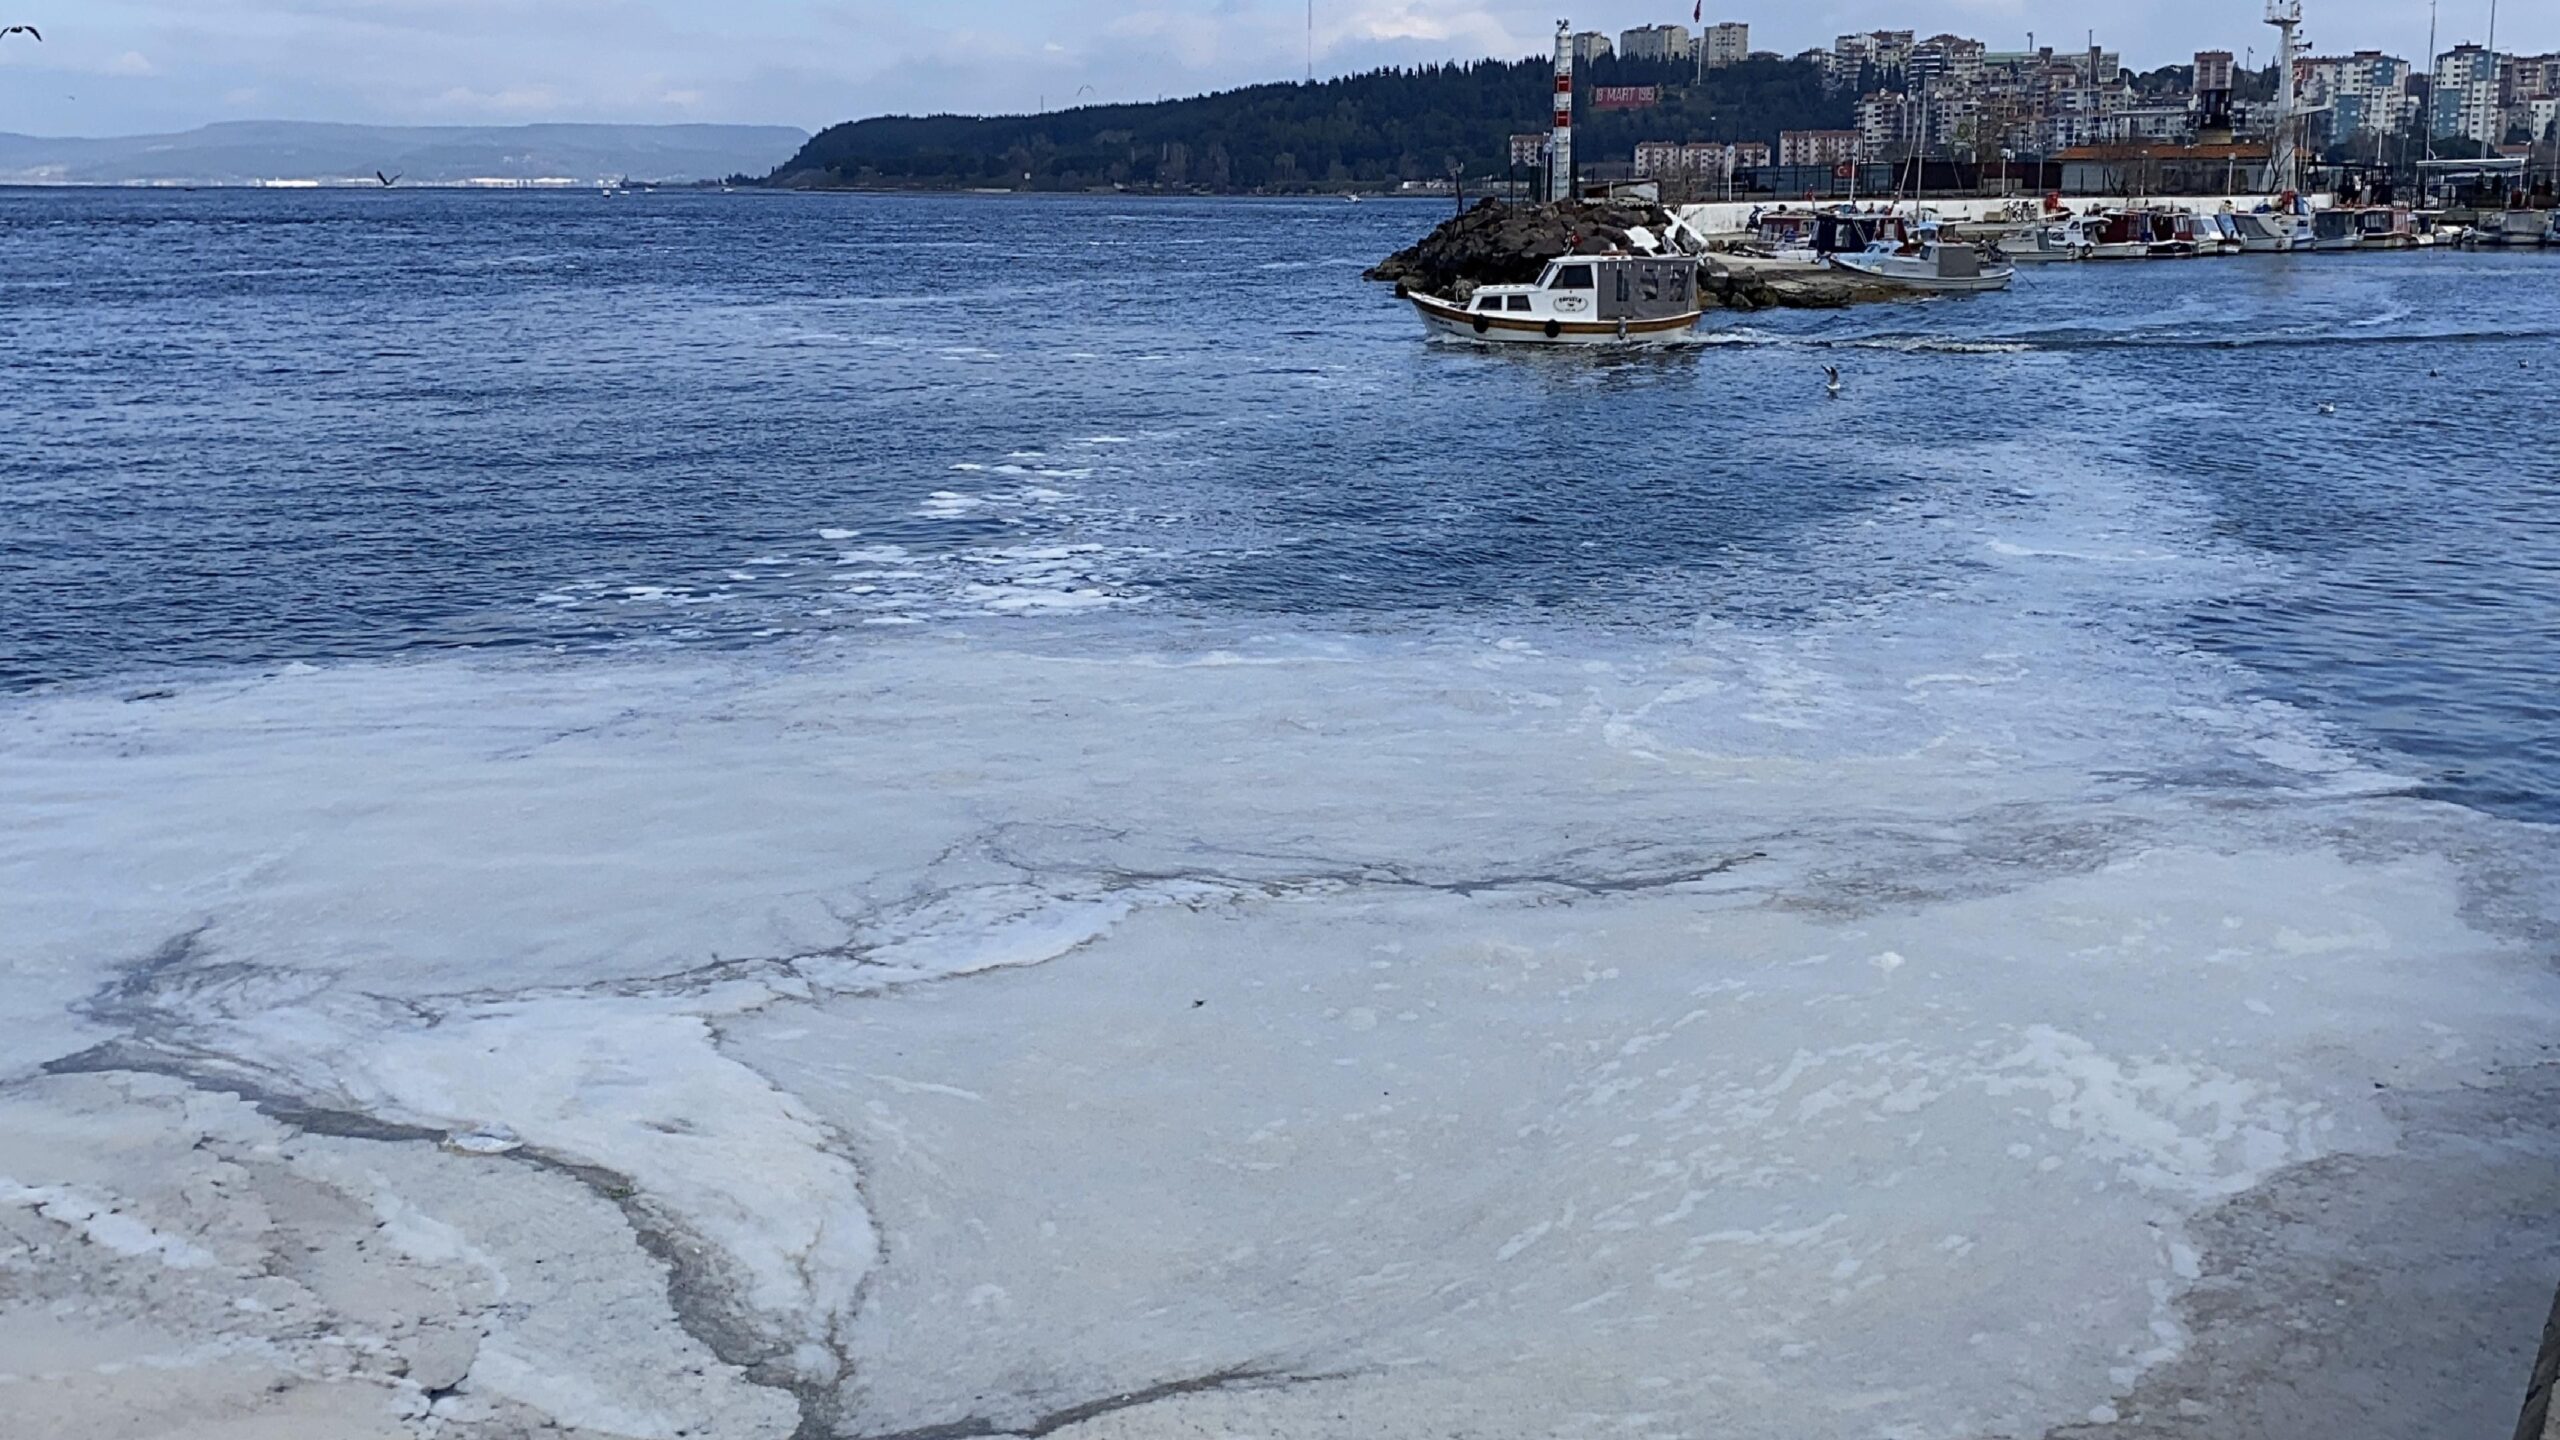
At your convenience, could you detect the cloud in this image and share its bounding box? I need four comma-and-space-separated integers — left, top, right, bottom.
432, 84, 565, 116
0, 0, 2552, 136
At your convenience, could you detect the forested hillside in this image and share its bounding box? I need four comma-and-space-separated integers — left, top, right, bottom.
771, 55, 1848, 191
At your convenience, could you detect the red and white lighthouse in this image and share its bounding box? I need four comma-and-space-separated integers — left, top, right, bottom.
1548, 20, 1575, 201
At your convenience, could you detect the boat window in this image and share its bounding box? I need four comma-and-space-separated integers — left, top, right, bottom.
1548, 264, 1593, 290
1476, 294, 1501, 311
1641, 268, 1660, 301
1616, 269, 1630, 303
1506, 295, 1533, 312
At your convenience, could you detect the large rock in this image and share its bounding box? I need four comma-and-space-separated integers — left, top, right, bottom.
1363, 198, 1686, 298
1367, 198, 1913, 311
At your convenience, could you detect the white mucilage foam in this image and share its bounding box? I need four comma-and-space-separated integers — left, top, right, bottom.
1, 442, 2553, 1438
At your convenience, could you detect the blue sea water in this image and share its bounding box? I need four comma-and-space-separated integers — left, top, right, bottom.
2, 188, 2555, 818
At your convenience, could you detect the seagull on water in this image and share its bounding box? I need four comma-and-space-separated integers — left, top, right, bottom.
2316, 402, 2336, 415
1, 24, 40, 41
1823, 364, 1842, 398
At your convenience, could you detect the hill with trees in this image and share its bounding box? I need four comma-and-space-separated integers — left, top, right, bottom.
769, 55, 1848, 192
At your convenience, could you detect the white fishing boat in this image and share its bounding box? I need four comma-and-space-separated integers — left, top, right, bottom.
1745, 208, 1916, 264
2194, 212, 2247, 255
2310, 209, 2361, 252
2234, 210, 2313, 251
1401, 253, 1706, 346
1993, 216, 2098, 261
2355, 205, 2418, 249
1826, 229, 2014, 292
2465, 208, 2552, 248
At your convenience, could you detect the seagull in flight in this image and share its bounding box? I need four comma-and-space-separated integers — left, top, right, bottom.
1, 24, 41, 41
1823, 365, 1841, 398
375, 170, 401, 187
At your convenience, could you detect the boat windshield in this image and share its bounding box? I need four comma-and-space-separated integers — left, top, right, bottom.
1547, 264, 1594, 289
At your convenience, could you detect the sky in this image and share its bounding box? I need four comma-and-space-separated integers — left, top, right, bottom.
0, 0, 2551, 137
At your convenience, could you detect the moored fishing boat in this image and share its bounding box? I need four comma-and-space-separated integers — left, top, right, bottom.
2196, 212, 2246, 255
2311, 208, 2360, 252
1993, 215, 2098, 261
1401, 253, 1706, 346
1745, 207, 1916, 264
2234, 193, 2315, 252
2465, 208, 2552, 247
2086, 209, 2162, 259
1825, 228, 2014, 292
2355, 205, 2417, 249
2138, 210, 2201, 258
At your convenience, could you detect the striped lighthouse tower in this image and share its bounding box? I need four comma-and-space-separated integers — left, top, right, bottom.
1547, 20, 1575, 202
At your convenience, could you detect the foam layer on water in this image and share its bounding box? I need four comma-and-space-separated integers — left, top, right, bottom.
3, 435, 2554, 1437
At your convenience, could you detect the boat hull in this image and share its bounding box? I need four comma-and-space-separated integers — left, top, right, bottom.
1824, 256, 2015, 292
1405, 292, 1702, 346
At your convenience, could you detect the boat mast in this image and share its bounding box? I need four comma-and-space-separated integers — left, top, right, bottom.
2423, 0, 2437, 170
2264, 0, 2303, 195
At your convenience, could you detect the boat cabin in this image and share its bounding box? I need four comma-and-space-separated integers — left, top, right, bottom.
1462, 255, 1698, 324
1751, 209, 1912, 260
1405, 251, 1707, 345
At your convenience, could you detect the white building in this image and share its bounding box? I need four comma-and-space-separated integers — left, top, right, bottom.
2432, 45, 2500, 144
1568, 31, 1614, 66
1831, 30, 1915, 88
1704, 23, 1750, 69
1856, 91, 1915, 155
2298, 51, 2415, 142
1778, 129, 1863, 165
1908, 34, 1986, 95
1619, 24, 1694, 64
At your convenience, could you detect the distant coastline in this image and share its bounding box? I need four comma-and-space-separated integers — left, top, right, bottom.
0, 120, 806, 188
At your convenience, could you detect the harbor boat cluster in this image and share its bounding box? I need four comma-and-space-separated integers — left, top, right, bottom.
1375, 1, 2558, 344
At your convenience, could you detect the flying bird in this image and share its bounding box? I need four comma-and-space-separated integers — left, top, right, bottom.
375, 170, 401, 187
1823, 364, 1841, 397
1, 24, 41, 41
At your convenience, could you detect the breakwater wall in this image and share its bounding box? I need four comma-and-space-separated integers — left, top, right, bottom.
1672, 194, 2328, 236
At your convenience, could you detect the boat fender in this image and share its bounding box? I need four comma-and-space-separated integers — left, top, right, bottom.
1394, 281, 1408, 298
1544, 320, 1561, 339
1472, 314, 1490, 335
1616, 319, 1628, 340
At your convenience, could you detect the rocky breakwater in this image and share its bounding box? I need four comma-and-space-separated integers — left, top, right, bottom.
1365, 198, 1906, 311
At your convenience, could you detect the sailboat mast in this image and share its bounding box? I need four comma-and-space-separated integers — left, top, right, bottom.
2423, 0, 2437, 167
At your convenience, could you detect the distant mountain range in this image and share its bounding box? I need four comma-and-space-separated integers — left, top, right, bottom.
0, 122, 810, 187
